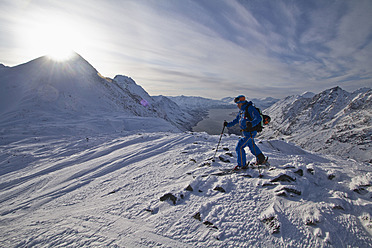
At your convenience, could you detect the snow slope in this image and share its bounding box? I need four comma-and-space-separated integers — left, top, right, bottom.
1, 131, 371, 247
0, 55, 371, 247
261, 87, 372, 163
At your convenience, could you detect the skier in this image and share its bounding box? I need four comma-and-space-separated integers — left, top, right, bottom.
224, 95, 267, 170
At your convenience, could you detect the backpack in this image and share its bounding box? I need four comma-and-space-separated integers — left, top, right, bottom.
244, 103, 271, 132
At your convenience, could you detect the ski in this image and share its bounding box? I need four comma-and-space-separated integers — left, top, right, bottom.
205, 164, 251, 177
201, 158, 270, 177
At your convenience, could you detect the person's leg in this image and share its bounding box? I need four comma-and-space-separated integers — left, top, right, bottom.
247, 137, 262, 157
236, 136, 250, 167
246, 132, 266, 164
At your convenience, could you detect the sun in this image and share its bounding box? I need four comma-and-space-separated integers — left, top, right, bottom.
41, 20, 77, 61
40, 20, 77, 61
47, 48, 74, 61
20, 15, 84, 61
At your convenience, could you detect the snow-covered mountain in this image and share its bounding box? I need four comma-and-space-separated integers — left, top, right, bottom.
153, 95, 236, 132
166, 95, 279, 135
251, 97, 280, 110
152, 95, 200, 131
0, 53, 199, 135
261, 86, 372, 163
0, 56, 371, 247
165, 95, 234, 110
221, 96, 279, 110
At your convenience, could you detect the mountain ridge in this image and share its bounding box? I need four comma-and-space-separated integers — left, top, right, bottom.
1, 54, 370, 163
0, 54, 201, 134
0, 55, 371, 247
261, 86, 371, 163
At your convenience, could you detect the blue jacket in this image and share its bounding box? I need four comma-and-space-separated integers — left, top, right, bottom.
226, 101, 262, 136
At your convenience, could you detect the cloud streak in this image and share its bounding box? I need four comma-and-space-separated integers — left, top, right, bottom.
0, 0, 371, 99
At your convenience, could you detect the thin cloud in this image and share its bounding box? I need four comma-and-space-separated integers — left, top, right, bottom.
0, 0, 371, 99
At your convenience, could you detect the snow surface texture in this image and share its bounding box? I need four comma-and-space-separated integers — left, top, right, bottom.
261, 87, 372, 163
0, 132, 371, 247
1, 54, 371, 247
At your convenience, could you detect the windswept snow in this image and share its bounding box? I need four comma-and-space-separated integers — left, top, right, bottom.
1, 54, 371, 247
1, 132, 371, 247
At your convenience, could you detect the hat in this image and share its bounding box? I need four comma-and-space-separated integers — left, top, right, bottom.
234, 95, 246, 104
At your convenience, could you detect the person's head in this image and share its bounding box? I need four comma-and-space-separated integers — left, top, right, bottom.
234, 95, 246, 109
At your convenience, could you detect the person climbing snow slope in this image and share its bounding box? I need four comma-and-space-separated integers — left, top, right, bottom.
224, 95, 268, 170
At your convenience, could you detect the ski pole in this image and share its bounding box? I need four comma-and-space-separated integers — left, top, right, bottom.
251, 133, 264, 178
212, 123, 226, 162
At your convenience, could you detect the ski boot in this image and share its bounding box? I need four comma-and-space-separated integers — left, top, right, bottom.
256, 153, 269, 166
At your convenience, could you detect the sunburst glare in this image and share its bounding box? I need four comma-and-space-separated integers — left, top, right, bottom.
47, 48, 74, 61
20, 15, 84, 61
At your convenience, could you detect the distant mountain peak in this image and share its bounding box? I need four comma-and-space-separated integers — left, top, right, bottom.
114, 75, 136, 85
300, 91, 315, 98
263, 86, 371, 163
331, 86, 342, 91
0, 54, 201, 133
11, 52, 99, 78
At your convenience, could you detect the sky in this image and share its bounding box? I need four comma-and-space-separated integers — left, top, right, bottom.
0, 0, 371, 99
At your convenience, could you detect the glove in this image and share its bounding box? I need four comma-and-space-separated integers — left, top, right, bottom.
223, 121, 228, 127
246, 122, 252, 130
